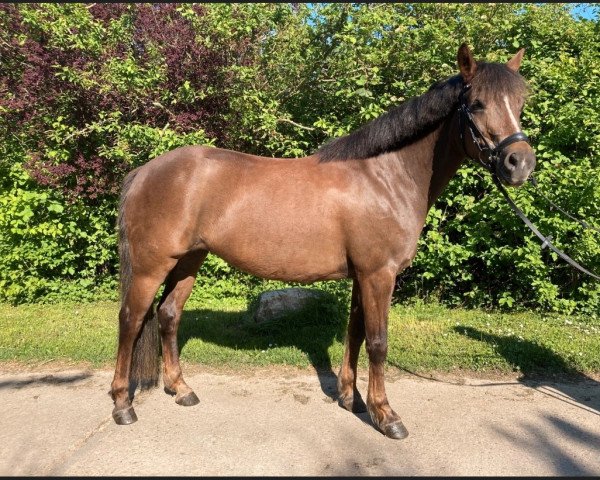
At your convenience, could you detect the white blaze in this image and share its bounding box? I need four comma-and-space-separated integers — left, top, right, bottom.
503, 95, 520, 133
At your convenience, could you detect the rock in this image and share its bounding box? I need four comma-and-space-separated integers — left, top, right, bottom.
253, 288, 324, 323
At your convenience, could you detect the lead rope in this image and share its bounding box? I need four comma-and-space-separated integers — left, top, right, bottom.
492, 175, 600, 280
527, 176, 600, 233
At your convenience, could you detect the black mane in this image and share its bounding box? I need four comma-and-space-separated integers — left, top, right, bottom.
316, 61, 528, 162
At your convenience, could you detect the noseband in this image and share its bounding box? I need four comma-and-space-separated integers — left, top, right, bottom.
458, 83, 530, 171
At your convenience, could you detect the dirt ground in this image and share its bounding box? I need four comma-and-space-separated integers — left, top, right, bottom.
1, 362, 599, 476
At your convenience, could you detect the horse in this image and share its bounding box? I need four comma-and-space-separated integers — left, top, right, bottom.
110, 43, 536, 439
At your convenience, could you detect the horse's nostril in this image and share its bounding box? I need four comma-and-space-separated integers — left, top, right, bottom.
505, 153, 518, 171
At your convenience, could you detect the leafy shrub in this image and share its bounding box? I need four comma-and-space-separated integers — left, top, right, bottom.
0, 3, 598, 314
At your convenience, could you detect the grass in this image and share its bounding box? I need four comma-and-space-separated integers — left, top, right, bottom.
1, 295, 599, 378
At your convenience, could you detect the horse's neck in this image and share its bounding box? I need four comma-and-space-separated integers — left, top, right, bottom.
426, 114, 465, 209
370, 114, 464, 215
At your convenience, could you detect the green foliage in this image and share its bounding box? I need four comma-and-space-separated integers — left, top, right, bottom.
0, 3, 598, 314
0, 162, 117, 303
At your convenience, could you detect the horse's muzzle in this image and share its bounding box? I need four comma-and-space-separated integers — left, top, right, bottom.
497, 149, 536, 187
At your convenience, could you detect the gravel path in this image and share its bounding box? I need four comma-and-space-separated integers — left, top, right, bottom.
1, 365, 599, 476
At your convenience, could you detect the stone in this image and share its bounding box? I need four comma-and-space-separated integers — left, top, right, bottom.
253, 288, 324, 323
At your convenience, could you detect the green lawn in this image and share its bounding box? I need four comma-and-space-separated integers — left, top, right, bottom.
1, 297, 599, 377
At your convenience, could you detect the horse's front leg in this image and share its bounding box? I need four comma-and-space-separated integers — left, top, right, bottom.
337, 279, 367, 412
359, 268, 408, 440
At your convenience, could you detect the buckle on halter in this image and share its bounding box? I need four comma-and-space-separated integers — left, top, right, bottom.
541, 236, 553, 250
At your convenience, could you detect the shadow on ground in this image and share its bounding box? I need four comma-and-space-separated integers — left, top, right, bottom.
455, 326, 600, 416
387, 325, 600, 474
492, 412, 600, 476
0, 372, 92, 391
456, 325, 600, 474
389, 325, 600, 417
177, 290, 348, 404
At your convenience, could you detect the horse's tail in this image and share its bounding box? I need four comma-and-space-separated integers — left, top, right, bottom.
118, 168, 160, 390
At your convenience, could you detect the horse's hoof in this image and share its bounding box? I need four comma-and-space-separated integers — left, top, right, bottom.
338, 394, 353, 411
176, 391, 200, 407
112, 406, 138, 425
338, 392, 367, 413
383, 420, 409, 440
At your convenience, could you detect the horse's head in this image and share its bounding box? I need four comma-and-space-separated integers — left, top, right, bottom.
456, 43, 536, 187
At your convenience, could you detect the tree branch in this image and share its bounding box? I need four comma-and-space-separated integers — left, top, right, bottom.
276, 118, 315, 131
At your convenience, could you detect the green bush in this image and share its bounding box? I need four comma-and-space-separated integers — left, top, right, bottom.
0, 3, 598, 313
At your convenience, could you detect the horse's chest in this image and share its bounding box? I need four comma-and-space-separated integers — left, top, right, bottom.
347, 199, 427, 272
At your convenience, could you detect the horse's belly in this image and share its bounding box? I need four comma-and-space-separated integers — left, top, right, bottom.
206, 234, 349, 283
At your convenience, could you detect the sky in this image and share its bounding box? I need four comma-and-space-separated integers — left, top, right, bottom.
570, 3, 598, 20
304, 3, 598, 22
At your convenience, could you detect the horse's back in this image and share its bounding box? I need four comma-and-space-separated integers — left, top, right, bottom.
121, 145, 360, 280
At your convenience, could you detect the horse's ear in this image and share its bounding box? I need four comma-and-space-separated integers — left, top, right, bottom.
457, 43, 477, 83
506, 48, 525, 72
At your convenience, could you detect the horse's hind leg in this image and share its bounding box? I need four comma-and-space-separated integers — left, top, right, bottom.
157, 249, 207, 406
337, 279, 367, 413
111, 272, 169, 424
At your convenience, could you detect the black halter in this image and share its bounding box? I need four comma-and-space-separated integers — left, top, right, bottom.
458, 83, 530, 171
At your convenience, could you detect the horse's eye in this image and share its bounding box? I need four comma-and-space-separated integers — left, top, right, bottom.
471, 99, 485, 112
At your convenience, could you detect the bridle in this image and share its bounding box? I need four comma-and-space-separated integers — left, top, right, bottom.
458, 82, 530, 173
456, 82, 599, 280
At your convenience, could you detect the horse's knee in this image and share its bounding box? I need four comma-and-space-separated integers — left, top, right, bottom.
158, 301, 178, 335
366, 335, 388, 363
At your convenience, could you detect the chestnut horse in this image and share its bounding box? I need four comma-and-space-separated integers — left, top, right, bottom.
110, 44, 536, 439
